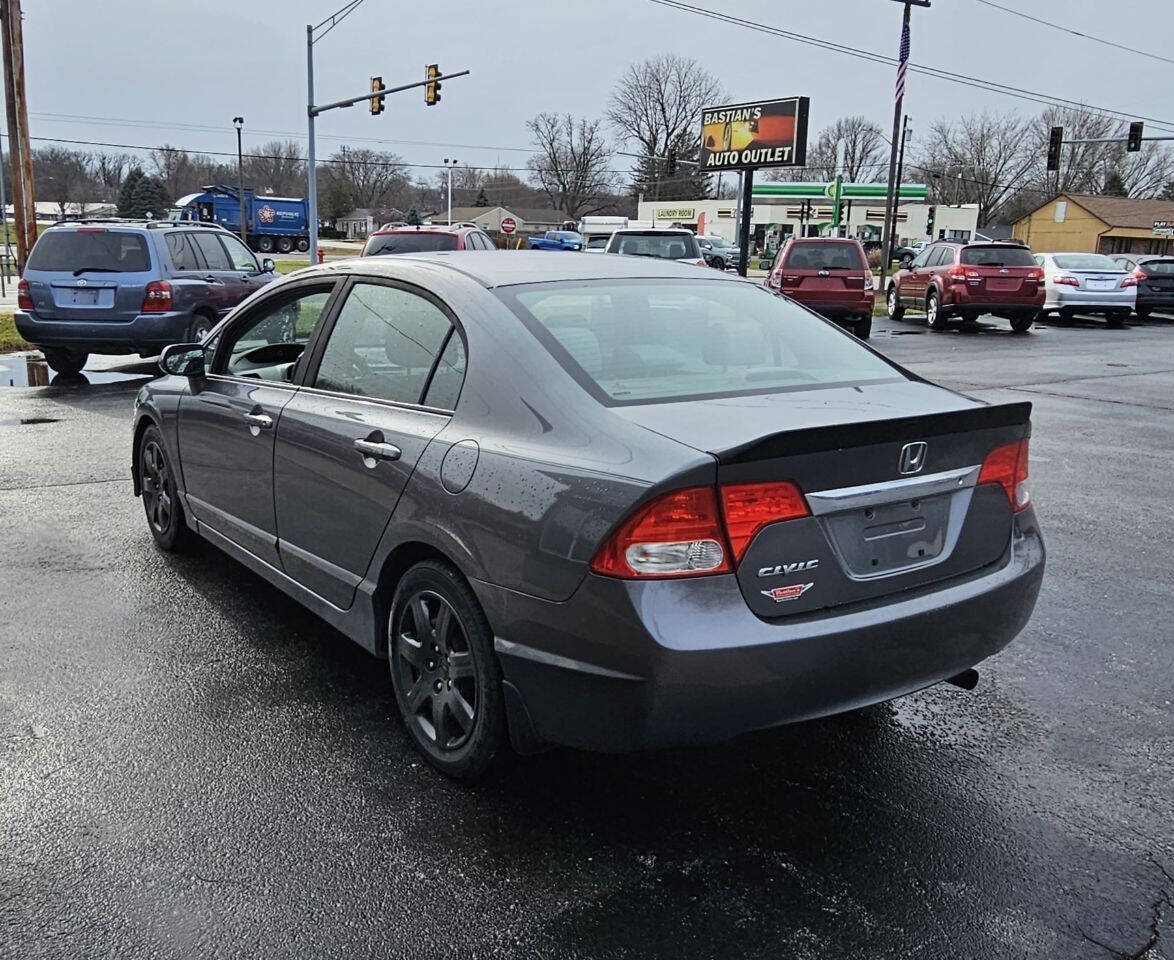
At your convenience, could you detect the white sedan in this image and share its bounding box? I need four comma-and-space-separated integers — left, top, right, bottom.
1033, 252, 1136, 327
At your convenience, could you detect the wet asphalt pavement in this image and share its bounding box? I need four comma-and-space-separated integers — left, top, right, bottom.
1, 313, 1172, 959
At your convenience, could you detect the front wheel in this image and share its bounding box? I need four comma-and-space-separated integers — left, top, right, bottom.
711, 258, 725, 271
1010, 314, 1034, 334
926, 289, 948, 329
40, 347, 88, 375
138, 425, 193, 552
886, 285, 905, 321
1106, 311, 1128, 329
389, 561, 506, 779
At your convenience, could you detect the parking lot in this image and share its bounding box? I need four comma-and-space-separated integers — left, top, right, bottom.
1, 311, 1172, 959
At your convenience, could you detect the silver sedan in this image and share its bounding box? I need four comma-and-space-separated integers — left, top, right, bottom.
1033, 252, 1136, 327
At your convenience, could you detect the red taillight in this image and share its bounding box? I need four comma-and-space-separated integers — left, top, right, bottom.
17, 277, 33, 310
947, 265, 967, 280
591, 480, 812, 579
590, 486, 730, 579
1133, 268, 1148, 281
978, 438, 1030, 512
1054, 275, 1080, 287
1028, 268, 1044, 280
76, 227, 107, 233
1121, 275, 1138, 288
720, 481, 810, 564
141, 280, 172, 313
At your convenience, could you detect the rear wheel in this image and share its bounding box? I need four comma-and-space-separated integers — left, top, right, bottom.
276, 236, 294, 254
886, 285, 905, 321
40, 347, 88, 375
1106, 311, 1128, 329
296, 238, 309, 253
1135, 306, 1152, 320
389, 561, 506, 779
138, 425, 192, 553
853, 315, 872, 339
1010, 313, 1034, 334
256, 235, 275, 254
187, 312, 216, 343
926, 289, 948, 330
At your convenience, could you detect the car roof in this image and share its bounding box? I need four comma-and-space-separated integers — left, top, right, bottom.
292, 250, 745, 289
611, 228, 693, 235
43, 219, 230, 234
371, 224, 467, 236
789, 237, 860, 243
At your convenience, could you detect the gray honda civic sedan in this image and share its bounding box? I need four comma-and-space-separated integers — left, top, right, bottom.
132, 252, 1045, 778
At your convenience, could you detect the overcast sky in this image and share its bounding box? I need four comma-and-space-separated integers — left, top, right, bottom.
19, 0, 1174, 180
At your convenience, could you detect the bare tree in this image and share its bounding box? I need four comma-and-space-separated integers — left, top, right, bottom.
916, 112, 1037, 226
772, 116, 885, 183
32, 146, 96, 216
89, 151, 133, 202
606, 54, 725, 198
243, 140, 304, 197
526, 113, 620, 218
322, 147, 410, 212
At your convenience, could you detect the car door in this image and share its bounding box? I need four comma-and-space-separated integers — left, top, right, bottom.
177, 280, 342, 567
219, 231, 275, 302
164, 231, 227, 319
902, 247, 934, 303
190, 231, 246, 314
273, 278, 466, 609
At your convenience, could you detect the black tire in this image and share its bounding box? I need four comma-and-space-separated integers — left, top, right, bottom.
886, 285, 905, 321
712, 258, 725, 271
854, 315, 872, 339
1058, 307, 1076, 324
926, 289, 948, 330
1010, 313, 1034, 334
1135, 306, 1152, 320
296, 237, 310, 253
1106, 311, 1128, 329
388, 561, 506, 779
138, 425, 193, 553
187, 312, 216, 343
257, 235, 275, 253
276, 236, 294, 254
39, 347, 88, 375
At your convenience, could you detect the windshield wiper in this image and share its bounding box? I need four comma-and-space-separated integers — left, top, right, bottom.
72, 267, 118, 276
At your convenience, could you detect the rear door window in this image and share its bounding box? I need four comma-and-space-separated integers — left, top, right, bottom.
27, 229, 151, 272
192, 233, 232, 270
961, 246, 1036, 267
783, 242, 864, 269
928, 246, 954, 267
165, 233, 204, 271
314, 282, 455, 405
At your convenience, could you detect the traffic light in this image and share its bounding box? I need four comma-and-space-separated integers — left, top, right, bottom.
1046, 126, 1063, 172
925, 205, 936, 236
369, 76, 385, 116
665, 149, 677, 177
425, 64, 441, 106
1127, 121, 1144, 152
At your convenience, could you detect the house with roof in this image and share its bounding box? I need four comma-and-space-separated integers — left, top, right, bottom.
432, 205, 570, 234
1013, 194, 1174, 256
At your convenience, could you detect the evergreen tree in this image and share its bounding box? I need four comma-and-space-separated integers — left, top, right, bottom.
129, 175, 170, 218
406, 207, 421, 226
116, 167, 144, 216
1101, 170, 1128, 197
474, 187, 490, 207
629, 144, 710, 201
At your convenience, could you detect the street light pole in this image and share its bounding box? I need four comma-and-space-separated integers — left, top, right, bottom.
233, 116, 246, 246
306, 23, 318, 264
443, 158, 458, 224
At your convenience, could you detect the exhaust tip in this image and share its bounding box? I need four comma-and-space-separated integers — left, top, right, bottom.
945, 668, 979, 691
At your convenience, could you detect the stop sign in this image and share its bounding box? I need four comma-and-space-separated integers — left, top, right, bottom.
501, 216, 517, 235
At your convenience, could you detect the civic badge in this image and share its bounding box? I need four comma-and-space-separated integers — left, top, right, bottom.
898, 441, 928, 475
760, 583, 813, 603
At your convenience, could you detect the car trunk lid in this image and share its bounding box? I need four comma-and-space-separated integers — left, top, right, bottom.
958, 246, 1040, 300
23, 228, 154, 322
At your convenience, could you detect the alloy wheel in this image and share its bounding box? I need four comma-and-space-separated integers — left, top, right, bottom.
140, 439, 173, 534
392, 591, 478, 751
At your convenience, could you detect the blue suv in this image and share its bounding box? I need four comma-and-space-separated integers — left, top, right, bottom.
16, 220, 277, 374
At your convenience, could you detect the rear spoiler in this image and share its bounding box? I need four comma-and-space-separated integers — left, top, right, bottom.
716, 401, 1032, 465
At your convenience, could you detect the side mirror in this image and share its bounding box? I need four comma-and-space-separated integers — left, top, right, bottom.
159, 342, 206, 377
261, 257, 276, 273
901, 256, 913, 268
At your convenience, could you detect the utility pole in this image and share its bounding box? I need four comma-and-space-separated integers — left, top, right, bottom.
880, 0, 929, 288
233, 116, 247, 246
2, 0, 34, 271
886, 114, 911, 255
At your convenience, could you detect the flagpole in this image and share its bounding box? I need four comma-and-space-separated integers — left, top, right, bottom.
880, 1, 924, 290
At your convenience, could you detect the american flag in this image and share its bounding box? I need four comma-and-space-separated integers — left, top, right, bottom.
895, 22, 910, 102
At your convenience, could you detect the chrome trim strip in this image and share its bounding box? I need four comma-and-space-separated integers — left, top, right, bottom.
295, 383, 454, 417
806, 464, 981, 516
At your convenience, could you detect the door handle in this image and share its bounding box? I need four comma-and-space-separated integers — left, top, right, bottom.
354, 438, 402, 463
202, 275, 224, 285
243, 411, 273, 430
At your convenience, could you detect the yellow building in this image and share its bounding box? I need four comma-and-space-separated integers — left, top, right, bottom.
1013, 194, 1174, 256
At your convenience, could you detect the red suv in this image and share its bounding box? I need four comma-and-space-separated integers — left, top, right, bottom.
886, 240, 1044, 333
362, 223, 496, 256
766, 237, 874, 338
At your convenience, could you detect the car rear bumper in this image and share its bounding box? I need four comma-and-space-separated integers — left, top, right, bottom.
1046, 288, 1135, 311
14, 309, 193, 354
474, 508, 1045, 753
801, 299, 874, 320
1135, 292, 1174, 312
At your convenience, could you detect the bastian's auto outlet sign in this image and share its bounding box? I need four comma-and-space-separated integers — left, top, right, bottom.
699, 97, 809, 172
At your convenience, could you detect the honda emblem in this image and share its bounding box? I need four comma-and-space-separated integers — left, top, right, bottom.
898, 441, 928, 475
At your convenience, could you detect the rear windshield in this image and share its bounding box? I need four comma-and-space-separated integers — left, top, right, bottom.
27, 230, 151, 273
586, 236, 609, 249
364, 233, 458, 255
960, 246, 1035, 267
500, 279, 902, 405
551, 231, 582, 242
1140, 259, 1174, 276
1053, 254, 1119, 270
611, 232, 700, 260
784, 241, 865, 270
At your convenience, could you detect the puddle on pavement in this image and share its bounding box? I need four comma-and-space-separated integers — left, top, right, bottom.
0, 352, 152, 388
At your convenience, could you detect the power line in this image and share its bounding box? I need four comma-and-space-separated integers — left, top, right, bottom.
644, 0, 1174, 133
970, 0, 1174, 67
